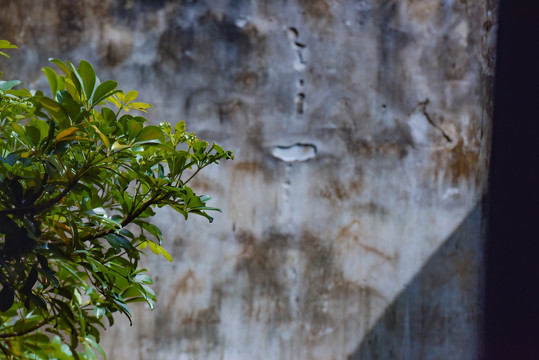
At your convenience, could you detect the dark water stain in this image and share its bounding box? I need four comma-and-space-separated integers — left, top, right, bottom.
299, 230, 389, 336
109, 0, 170, 23
155, 8, 266, 80
234, 230, 292, 322
375, 1, 414, 113
232, 228, 388, 335
155, 20, 197, 73
336, 126, 412, 160
154, 285, 222, 350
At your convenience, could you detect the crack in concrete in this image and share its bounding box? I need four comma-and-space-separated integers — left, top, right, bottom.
417, 99, 453, 143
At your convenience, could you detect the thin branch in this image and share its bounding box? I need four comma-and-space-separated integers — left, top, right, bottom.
0, 173, 80, 216
0, 318, 50, 339
0, 155, 106, 217
184, 163, 205, 185
80, 192, 167, 242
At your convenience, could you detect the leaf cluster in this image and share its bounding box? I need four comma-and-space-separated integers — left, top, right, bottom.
0, 45, 232, 359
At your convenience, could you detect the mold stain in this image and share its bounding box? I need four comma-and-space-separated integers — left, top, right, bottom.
231, 229, 389, 338
334, 120, 413, 160
155, 8, 266, 79
298, 231, 388, 337
234, 230, 292, 322
154, 286, 223, 351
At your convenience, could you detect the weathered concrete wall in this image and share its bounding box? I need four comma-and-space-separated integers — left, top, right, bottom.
0, 0, 497, 358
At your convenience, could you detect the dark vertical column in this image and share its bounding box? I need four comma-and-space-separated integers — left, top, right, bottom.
485, 0, 539, 358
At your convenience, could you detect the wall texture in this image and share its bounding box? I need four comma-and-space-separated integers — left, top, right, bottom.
0, 0, 497, 358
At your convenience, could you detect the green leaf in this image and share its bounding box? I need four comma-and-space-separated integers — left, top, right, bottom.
128, 102, 152, 112
0, 40, 16, 58
90, 124, 110, 149
134, 125, 165, 144
42, 67, 58, 96
55, 126, 79, 142
92, 80, 118, 105
0, 80, 22, 90
84, 335, 106, 359
158, 245, 173, 262
190, 210, 215, 223
73, 288, 83, 304
25, 125, 41, 146
6, 88, 32, 97
0, 40, 16, 48
134, 273, 153, 285
124, 90, 138, 103
127, 118, 143, 141
134, 221, 162, 242
105, 233, 132, 252
174, 120, 185, 134
49, 58, 72, 77
68, 61, 85, 98
56, 90, 83, 121
79, 60, 97, 101
39, 97, 69, 127
95, 307, 105, 319
147, 241, 160, 255
111, 141, 130, 152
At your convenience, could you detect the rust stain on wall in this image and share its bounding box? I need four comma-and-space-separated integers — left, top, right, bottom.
429, 139, 481, 186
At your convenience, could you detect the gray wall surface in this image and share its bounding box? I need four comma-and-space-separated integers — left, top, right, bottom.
0, 0, 497, 358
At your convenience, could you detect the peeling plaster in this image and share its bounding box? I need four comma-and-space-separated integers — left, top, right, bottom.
271, 144, 317, 162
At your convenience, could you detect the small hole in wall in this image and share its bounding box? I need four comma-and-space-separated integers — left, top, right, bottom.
299, 79, 304, 86
287, 27, 299, 39
297, 51, 306, 65
296, 93, 305, 114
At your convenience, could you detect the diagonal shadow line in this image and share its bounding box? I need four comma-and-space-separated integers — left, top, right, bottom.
348, 200, 486, 360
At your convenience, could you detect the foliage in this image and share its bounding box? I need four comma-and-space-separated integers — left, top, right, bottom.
0, 40, 233, 359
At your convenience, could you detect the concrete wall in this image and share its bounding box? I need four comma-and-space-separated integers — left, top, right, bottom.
0, 0, 497, 358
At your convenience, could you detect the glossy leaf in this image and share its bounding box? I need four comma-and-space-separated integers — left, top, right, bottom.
134, 125, 165, 144
55, 126, 79, 142
90, 124, 110, 149
78, 60, 96, 101
92, 80, 118, 105
42, 67, 58, 96
0, 79, 22, 90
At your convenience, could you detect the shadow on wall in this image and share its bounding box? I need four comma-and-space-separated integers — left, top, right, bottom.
348, 201, 485, 360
